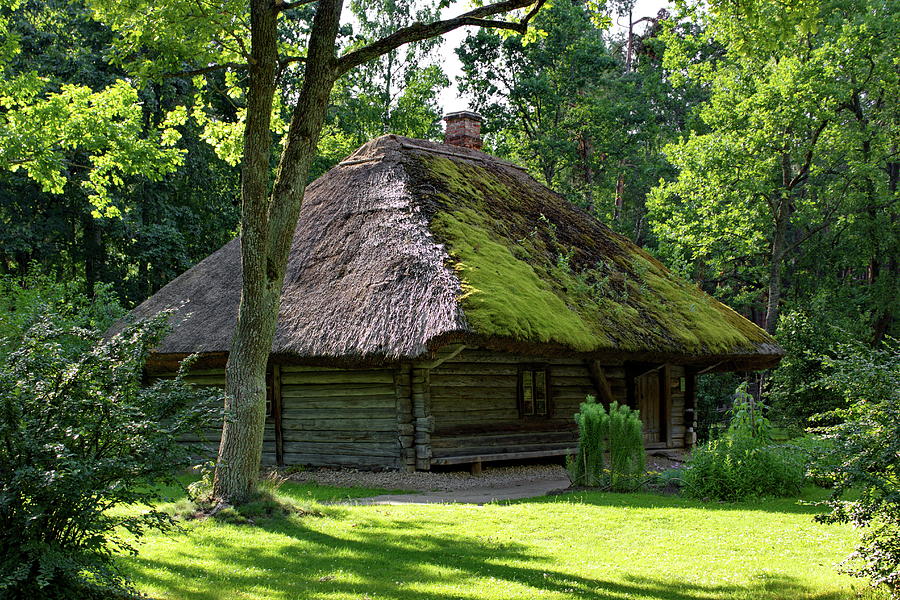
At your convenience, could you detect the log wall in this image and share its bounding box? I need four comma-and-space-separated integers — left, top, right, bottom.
161, 349, 698, 471
159, 370, 237, 462
425, 349, 628, 461
162, 366, 405, 469
276, 365, 402, 468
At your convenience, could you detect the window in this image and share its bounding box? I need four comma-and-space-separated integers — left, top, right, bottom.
519, 367, 549, 416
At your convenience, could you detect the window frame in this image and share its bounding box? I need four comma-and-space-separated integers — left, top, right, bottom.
518, 364, 551, 418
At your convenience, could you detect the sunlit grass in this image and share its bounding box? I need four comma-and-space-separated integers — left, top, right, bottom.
121, 484, 863, 600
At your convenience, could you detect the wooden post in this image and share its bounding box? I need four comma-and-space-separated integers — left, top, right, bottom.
411, 366, 432, 470
659, 364, 673, 448
395, 363, 415, 471
272, 364, 284, 467
684, 367, 697, 448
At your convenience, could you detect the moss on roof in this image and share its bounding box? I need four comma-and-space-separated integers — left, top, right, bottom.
414, 152, 773, 356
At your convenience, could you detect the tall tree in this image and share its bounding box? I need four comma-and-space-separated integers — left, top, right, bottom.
94, 0, 547, 503
648, 0, 899, 335
0, 0, 186, 218
0, 0, 240, 302
312, 0, 449, 177
457, 1, 612, 193
347, 0, 445, 134
456, 0, 704, 242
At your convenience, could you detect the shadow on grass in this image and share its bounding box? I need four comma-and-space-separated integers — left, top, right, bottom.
128, 515, 845, 600
514, 486, 831, 516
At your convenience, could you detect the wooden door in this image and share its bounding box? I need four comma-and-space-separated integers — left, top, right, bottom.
635, 371, 662, 444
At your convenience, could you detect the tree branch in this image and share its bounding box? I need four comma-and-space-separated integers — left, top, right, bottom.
278, 55, 306, 67
275, 0, 317, 12
336, 0, 544, 75
788, 119, 828, 189
165, 62, 247, 78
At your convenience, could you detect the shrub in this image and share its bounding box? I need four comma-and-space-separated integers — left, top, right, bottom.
567, 397, 645, 491
788, 434, 838, 488
813, 338, 900, 597
0, 272, 124, 360
681, 383, 805, 502
0, 315, 221, 599
567, 395, 608, 487
607, 402, 645, 492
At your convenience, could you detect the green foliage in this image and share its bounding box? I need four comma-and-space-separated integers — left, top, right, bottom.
567, 395, 608, 487
567, 397, 645, 491
728, 382, 773, 442
0, 272, 123, 358
682, 383, 805, 502
309, 0, 447, 179
789, 434, 838, 489
0, 0, 186, 213
694, 371, 739, 443
649, 0, 899, 336
606, 401, 645, 492
769, 307, 867, 429
0, 0, 241, 304
813, 338, 900, 596
0, 314, 221, 599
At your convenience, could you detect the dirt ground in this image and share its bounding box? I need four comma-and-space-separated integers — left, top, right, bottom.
289, 452, 688, 505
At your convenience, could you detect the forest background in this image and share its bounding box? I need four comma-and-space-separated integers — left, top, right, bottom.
0, 0, 896, 432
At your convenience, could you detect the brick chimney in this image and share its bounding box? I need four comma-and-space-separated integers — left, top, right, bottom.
443, 111, 484, 150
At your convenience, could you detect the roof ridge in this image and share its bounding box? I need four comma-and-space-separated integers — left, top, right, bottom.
336, 136, 526, 172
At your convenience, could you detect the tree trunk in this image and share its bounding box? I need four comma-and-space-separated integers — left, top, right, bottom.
212, 0, 343, 504
764, 232, 785, 335
212, 0, 280, 504
765, 183, 791, 334
211, 0, 541, 504
614, 168, 625, 221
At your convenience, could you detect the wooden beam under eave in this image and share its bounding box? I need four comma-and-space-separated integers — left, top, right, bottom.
587, 359, 616, 405
420, 344, 466, 370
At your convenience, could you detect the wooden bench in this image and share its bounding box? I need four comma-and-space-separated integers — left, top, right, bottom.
430, 447, 578, 475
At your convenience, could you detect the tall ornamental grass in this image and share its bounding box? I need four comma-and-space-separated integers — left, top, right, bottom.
568, 397, 646, 491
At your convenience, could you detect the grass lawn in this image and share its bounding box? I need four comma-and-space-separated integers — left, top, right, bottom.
122, 484, 862, 600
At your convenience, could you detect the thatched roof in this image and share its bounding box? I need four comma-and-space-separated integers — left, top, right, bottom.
123, 135, 782, 370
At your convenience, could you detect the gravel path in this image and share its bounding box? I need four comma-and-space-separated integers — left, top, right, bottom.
288, 464, 569, 493
286, 454, 686, 504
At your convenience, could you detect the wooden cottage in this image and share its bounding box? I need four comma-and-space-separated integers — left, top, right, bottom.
126, 115, 783, 471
